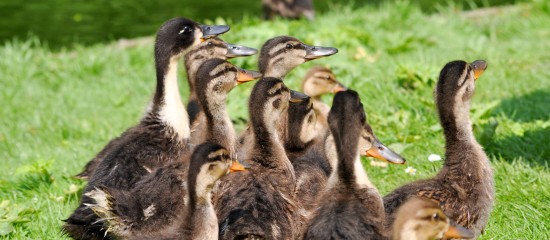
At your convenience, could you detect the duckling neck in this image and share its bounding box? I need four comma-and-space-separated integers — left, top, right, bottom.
392, 220, 421, 240
203, 95, 237, 156
150, 54, 190, 140
439, 101, 474, 146
251, 115, 292, 172
337, 149, 377, 191
263, 68, 287, 79
187, 192, 218, 240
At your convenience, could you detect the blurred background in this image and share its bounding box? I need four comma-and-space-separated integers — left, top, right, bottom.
0, 0, 526, 49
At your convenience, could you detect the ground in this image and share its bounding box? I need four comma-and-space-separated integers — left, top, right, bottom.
0, 1, 548, 239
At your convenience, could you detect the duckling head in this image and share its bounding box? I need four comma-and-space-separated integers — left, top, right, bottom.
188, 143, 247, 203
358, 124, 406, 164
258, 36, 338, 79
249, 78, 309, 131
435, 60, 487, 119
302, 66, 347, 98
155, 18, 229, 62
392, 197, 474, 240
196, 58, 261, 108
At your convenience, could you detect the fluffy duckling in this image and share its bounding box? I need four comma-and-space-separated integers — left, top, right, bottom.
301, 66, 346, 133
74, 37, 256, 180
63, 18, 229, 239
303, 90, 387, 239
383, 60, 494, 238
86, 143, 246, 239
262, 0, 315, 20
392, 197, 474, 240
81, 57, 258, 239
285, 91, 405, 217
238, 36, 338, 161
215, 78, 309, 240
185, 37, 258, 124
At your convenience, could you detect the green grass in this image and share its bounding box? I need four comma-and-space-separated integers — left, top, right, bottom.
1, 0, 549, 239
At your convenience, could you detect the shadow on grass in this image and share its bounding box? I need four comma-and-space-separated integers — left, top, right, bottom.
494, 89, 550, 122
483, 127, 550, 167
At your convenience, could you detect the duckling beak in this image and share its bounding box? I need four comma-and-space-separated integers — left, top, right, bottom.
444, 221, 475, 239
332, 83, 347, 93
304, 44, 338, 61
290, 90, 310, 103
199, 24, 230, 41
365, 139, 406, 164
236, 68, 262, 85
470, 60, 487, 80
229, 159, 248, 172
226, 44, 258, 58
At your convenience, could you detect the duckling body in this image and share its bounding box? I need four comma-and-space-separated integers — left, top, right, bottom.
304, 90, 387, 240
215, 78, 308, 239
391, 197, 474, 240
63, 18, 229, 239
262, 0, 315, 20
81, 58, 257, 239
383, 60, 494, 238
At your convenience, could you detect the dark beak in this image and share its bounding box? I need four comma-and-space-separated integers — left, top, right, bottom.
199, 24, 230, 40
226, 43, 258, 58
290, 90, 310, 103
236, 68, 262, 85
365, 139, 406, 164
470, 60, 487, 80
304, 44, 338, 61
444, 220, 475, 239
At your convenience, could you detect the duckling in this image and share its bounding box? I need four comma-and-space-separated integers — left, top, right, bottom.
301, 66, 346, 133
185, 37, 258, 125
86, 143, 247, 239
238, 36, 338, 162
63, 18, 229, 240
392, 197, 474, 240
303, 90, 389, 239
262, 0, 315, 20
215, 78, 309, 240
74, 37, 256, 180
79, 57, 257, 239
285, 91, 405, 217
383, 60, 494, 238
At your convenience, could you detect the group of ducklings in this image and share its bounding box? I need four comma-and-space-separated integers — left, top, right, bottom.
63, 17, 495, 240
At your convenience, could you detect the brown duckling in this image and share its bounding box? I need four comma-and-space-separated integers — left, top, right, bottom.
383, 60, 494, 238
81, 58, 256, 239
215, 78, 309, 240
74, 37, 257, 180
303, 90, 387, 239
301, 66, 346, 133
262, 0, 315, 20
285, 91, 405, 217
86, 143, 247, 239
185, 37, 258, 125
392, 197, 474, 240
238, 36, 338, 162
63, 18, 229, 239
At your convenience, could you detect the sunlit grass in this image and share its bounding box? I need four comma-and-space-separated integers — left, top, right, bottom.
1, 0, 549, 239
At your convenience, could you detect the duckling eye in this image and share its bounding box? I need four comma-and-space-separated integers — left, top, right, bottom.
179, 26, 193, 34
431, 213, 440, 221
208, 164, 215, 171
207, 41, 213, 46
286, 44, 293, 49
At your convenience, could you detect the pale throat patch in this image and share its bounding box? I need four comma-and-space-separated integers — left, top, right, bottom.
353, 155, 377, 190
158, 57, 190, 139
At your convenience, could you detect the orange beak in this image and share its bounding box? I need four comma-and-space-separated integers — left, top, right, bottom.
229, 160, 248, 172
236, 69, 262, 85
471, 60, 487, 80
332, 84, 347, 93
444, 222, 474, 239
